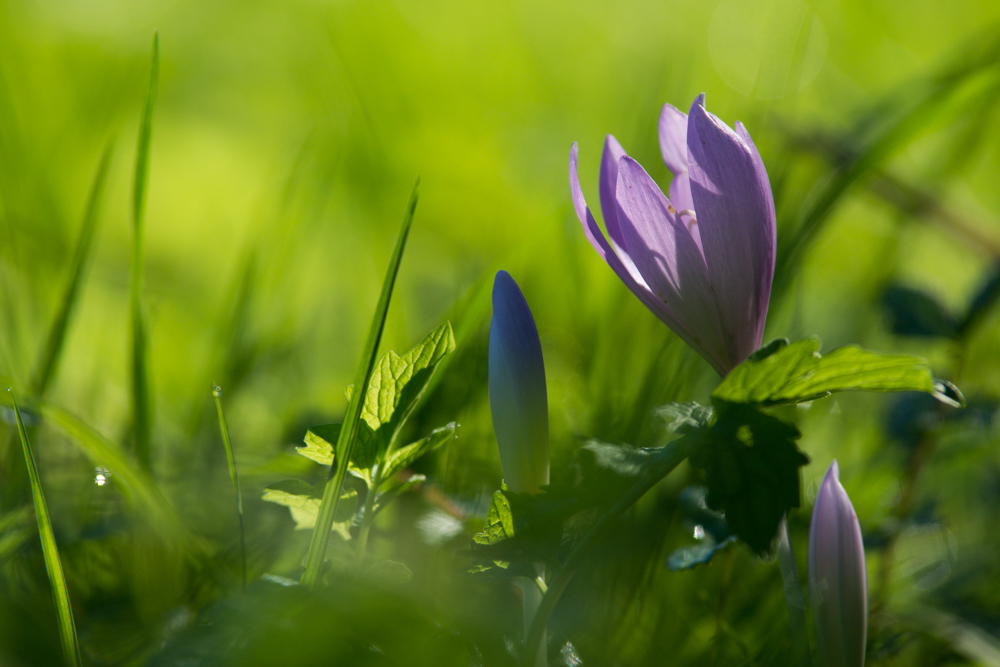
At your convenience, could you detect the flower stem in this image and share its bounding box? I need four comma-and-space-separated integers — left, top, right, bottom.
776, 515, 811, 667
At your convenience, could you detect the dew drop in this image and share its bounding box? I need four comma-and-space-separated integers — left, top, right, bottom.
693, 524, 705, 540
94, 466, 111, 487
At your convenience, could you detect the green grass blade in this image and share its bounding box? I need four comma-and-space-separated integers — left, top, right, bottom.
1, 391, 196, 549
8, 389, 81, 667
212, 384, 247, 591
773, 38, 1000, 296
3, 143, 114, 507
30, 142, 114, 396
130, 33, 159, 470
300, 181, 418, 587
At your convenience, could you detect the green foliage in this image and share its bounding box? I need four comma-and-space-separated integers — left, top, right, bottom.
689, 405, 809, 554
129, 33, 159, 472
712, 337, 961, 407
9, 392, 81, 667
666, 486, 736, 571
301, 184, 419, 587
262, 480, 358, 538
271, 320, 457, 574
347, 320, 456, 471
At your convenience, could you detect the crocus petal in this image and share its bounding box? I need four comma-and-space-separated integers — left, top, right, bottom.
570, 144, 728, 376
687, 95, 776, 366
734, 120, 776, 349
658, 103, 689, 176
570, 142, 656, 296
614, 157, 729, 374
489, 271, 549, 495
598, 134, 630, 255
809, 461, 868, 667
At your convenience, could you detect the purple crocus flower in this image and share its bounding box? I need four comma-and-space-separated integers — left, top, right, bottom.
489, 270, 550, 495
569, 94, 776, 376
809, 461, 868, 667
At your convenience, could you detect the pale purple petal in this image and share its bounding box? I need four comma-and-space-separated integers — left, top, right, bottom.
569, 143, 649, 291
658, 103, 689, 175
489, 271, 549, 494
808, 461, 868, 667
615, 157, 728, 374
687, 96, 776, 366
599, 135, 629, 254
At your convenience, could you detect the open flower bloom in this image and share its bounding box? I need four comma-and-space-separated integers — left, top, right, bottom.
489, 270, 550, 495
569, 94, 776, 376
809, 461, 868, 667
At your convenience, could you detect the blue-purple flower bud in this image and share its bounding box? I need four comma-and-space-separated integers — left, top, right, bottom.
488, 270, 549, 495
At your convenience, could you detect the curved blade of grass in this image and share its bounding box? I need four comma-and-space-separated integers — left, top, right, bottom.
0, 391, 194, 548
8, 389, 81, 667
773, 35, 1000, 296
130, 32, 159, 470
31, 142, 114, 396
4, 142, 114, 506
300, 181, 418, 587
212, 384, 247, 591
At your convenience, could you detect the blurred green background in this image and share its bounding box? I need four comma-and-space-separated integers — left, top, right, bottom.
2, 0, 1000, 664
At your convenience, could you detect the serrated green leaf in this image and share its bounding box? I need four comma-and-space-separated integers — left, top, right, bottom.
473, 490, 515, 546
297, 423, 374, 480
689, 405, 809, 554
263, 480, 357, 537
657, 402, 713, 434
381, 422, 456, 482
712, 337, 954, 407
347, 321, 456, 469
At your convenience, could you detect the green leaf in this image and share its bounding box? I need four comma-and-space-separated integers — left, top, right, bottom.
657, 402, 713, 434
347, 321, 456, 469
301, 182, 418, 588
666, 486, 735, 571
689, 405, 809, 554
130, 33, 158, 471
262, 480, 357, 538
372, 474, 426, 516
9, 391, 81, 667
473, 490, 515, 546
297, 423, 372, 480
469, 490, 532, 578
381, 422, 456, 482
713, 337, 960, 407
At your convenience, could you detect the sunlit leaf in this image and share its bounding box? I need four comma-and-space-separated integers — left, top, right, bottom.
713, 337, 961, 407
381, 422, 457, 481
263, 480, 357, 538
346, 321, 456, 468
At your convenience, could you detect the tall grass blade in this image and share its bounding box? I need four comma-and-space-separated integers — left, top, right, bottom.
212, 384, 247, 591
773, 36, 1000, 296
8, 389, 81, 667
4, 143, 113, 507
30, 142, 114, 396
1, 391, 195, 548
130, 33, 159, 470
300, 181, 418, 587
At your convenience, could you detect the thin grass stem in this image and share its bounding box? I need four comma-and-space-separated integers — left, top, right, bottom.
9, 389, 81, 667
212, 384, 247, 591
